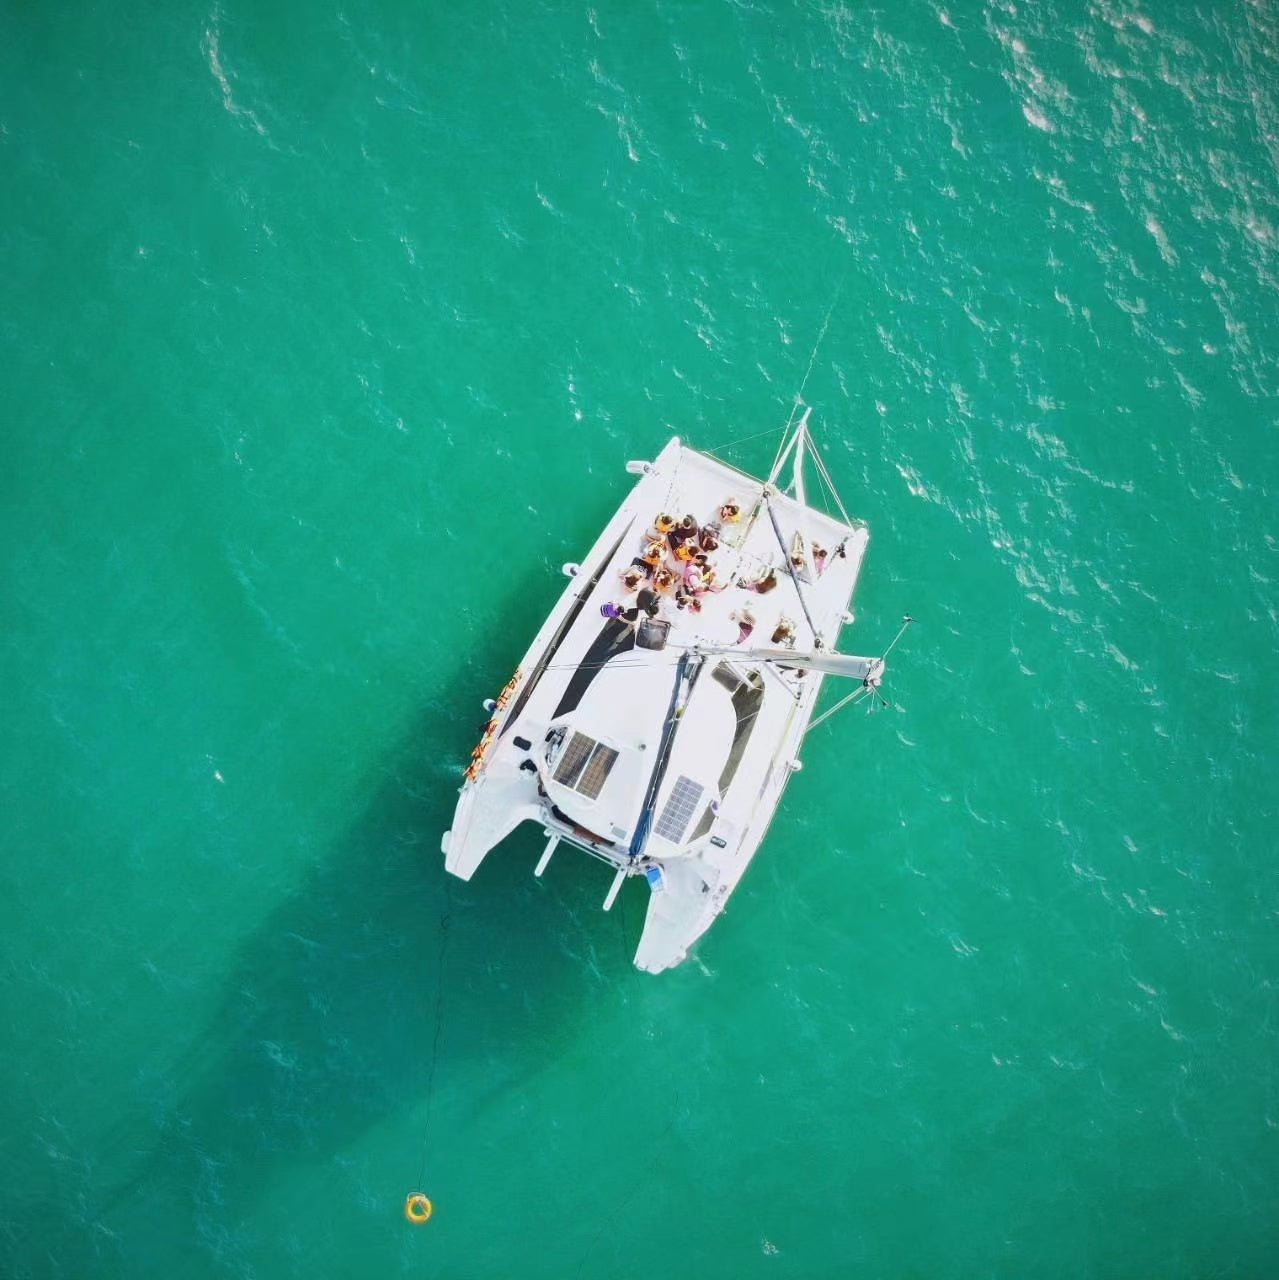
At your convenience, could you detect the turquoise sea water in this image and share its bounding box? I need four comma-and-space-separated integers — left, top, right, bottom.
3, 2, 1277, 1276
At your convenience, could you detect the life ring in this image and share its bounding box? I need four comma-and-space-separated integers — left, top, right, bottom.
404, 1192, 433, 1223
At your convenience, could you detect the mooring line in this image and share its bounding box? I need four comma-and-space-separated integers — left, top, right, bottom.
573, 1092, 684, 1277
414, 876, 453, 1201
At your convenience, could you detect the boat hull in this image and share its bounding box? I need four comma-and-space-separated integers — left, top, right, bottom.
442, 434, 871, 972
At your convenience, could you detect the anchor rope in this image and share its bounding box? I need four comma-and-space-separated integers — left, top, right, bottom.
415, 875, 453, 1195
796, 267, 848, 408
573, 1093, 684, 1278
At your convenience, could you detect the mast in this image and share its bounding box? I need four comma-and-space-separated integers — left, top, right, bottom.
628, 653, 698, 860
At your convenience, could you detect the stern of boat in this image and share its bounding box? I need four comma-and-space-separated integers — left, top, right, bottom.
632, 856, 723, 973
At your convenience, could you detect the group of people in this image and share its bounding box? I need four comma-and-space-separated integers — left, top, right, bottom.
607, 502, 744, 618
599, 499, 797, 648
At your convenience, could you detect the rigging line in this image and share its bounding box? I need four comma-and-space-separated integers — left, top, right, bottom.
764, 496, 822, 644
768, 270, 851, 497
806, 431, 856, 528
658, 452, 683, 517
713, 275, 853, 505
701, 424, 794, 457
807, 443, 838, 519
806, 683, 874, 733
416, 875, 453, 1194
795, 268, 849, 408
529, 640, 782, 676
769, 400, 804, 481
758, 650, 802, 701
806, 438, 841, 514
529, 654, 692, 676
497, 615, 864, 683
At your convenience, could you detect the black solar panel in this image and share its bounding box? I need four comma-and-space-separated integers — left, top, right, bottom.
553, 732, 619, 801
553, 731, 593, 788
655, 775, 705, 844
577, 743, 618, 800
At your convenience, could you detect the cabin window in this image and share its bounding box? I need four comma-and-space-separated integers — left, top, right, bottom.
552, 731, 619, 801
655, 775, 706, 845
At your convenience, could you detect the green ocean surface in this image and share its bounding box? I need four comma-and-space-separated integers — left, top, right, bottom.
3, 2, 1277, 1276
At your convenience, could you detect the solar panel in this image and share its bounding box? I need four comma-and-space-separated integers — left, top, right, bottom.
553, 732, 593, 788
577, 743, 618, 800
654, 775, 705, 845
553, 732, 619, 801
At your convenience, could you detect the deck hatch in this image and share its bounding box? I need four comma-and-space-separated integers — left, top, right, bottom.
655, 775, 705, 844
553, 732, 618, 801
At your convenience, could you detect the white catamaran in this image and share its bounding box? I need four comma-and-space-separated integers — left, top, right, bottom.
442, 406, 906, 973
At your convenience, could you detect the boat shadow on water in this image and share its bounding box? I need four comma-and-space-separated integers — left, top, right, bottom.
78, 698, 633, 1274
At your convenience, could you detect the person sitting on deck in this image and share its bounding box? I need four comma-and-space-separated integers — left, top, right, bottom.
652, 566, 678, 594
621, 586, 662, 624
744, 566, 778, 594
729, 607, 756, 644
684, 556, 723, 594
718, 498, 743, 523
771, 616, 797, 647
653, 513, 676, 536
640, 537, 665, 568
693, 562, 726, 595
667, 514, 699, 554
619, 564, 646, 592
601, 585, 662, 625
674, 585, 704, 613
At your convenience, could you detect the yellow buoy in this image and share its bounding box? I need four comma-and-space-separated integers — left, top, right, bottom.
404, 1192, 433, 1224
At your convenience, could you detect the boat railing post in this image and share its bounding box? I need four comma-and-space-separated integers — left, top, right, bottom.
535, 834, 560, 877
602, 865, 627, 911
